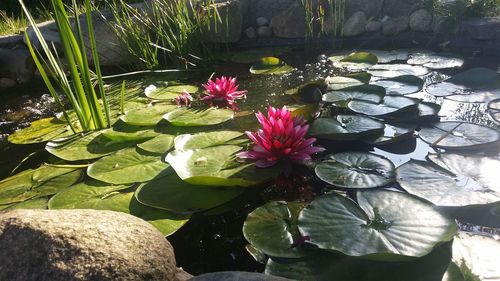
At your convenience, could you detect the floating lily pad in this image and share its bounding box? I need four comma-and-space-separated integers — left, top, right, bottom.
145, 84, 198, 100
120, 103, 178, 126
101, 125, 158, 142
229, 48, 289, 63
137, 134, 176, 154
8, 117, 77, 144
309, 115, 385, 140
48, 180, 189, 236
315, 152, 396, 189
368, 64, 431, 78
330, 52, 378, 71
426, 68, 500, 98
372, 75, 424, 95
243, 201, 309, 258
325, 76, 365, 91
250, 57, 294, 75
396, 159, 500, 207
322, 85, 385, 104
445, 90, 500, 103
298, 190, 456, 258
348, 96, 420, 117
46, 131, 139, 161
390, 102, 441, 123
0, 165, 81, 205
163, 107, 234, 126
135, 174, 244, 213
488, 98, 500, 124
174, 131, 244, 150
362, 123, 416, 145
87, 147, 171, 184
418, 121, 500, 149
361, 49, 411, 63
0, 197, 49, 211
165, 145, 280, 187
407, 53, 464, 69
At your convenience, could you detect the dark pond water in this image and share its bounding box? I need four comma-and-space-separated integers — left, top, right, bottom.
0, 47, 499, 275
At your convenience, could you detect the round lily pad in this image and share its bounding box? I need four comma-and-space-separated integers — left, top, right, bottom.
174, 131, 244, 150
137, 134, 175, 154
0, 165, 82, 205
362, 123, 416, 145
330, 52, 378, 71
135, 174, 244, 213
361, 49, 410, 63
8, 117, 77, 144
322, 85, 385, 104
325, 76, 365, 91
243, 201, 309, 258
315, 152, 396, 189
488, 98, 500, 124
407, 52, 464, 69
145, 84, 198, 100
368, 64, 431, 78
309, 115, 385, 140
371, 75, 424, 95
120, 103, 178, 126
87, 147, 171, 184
396, 159, 500, 207
348, 96, 419, 118
418, 121, 500, 149
389, 102, 441, 123
426, 68, 500, 98
101, 125, 158, 142
163, 107, 235, 126
298, 190, 456, 258
250, 57, 294, 75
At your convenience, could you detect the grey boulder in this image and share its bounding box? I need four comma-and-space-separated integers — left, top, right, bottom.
343, 11, 368, 37
409, 9, 433, 32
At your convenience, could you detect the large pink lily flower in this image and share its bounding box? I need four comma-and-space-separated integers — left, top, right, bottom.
201, 76, 247, 110
238, 106, 325, 168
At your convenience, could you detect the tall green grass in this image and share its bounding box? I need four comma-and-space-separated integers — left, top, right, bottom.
301, 0, 345, 40
20, 0, 111, 131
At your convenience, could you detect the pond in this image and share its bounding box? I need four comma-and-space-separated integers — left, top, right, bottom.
0, 47, 499, 279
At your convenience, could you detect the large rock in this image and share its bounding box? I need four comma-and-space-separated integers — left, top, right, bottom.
0, 47, 35, 84
382, 0, 424, 18
190, 271, 294, 281
0, 209, 187, 281
383, 16, 410, 35
409, 9, 433, 32
343, 11, 367, 37
365, 20, 382, 32
270, 1, 307, 38
344, 0, 384, 19
247, 0, 293, 28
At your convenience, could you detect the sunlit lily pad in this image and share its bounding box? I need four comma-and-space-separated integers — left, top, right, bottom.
250, 57, 294, 75
135, 174, 244, 213
325, 76, 365, 91
243, 201, 309, 258
426, 68, 500, 98
315, 152, 396, 189
361, 49, 411, 63
371, 75, 424, 95
418, 121, 500, 149
0, 165, 81, 205
407, 52, 464, 69
322, 85, 385, 104
362, 123, 416, 145
0, 197, 49, 211
137, 133, 176, 154
445, 90, 500, 103
145, 84, 198, 100
101, 125, 158, 142
298, 190, 456, 258
348, 96, 420, 117
120, 103, 178, 126
48, 180, 190, 236
330, 52, 378, 71
368, 64, 431, 78
87, 147, 171, 184
165, 145, 280, 187
163, 107, 234, 126
174, 131, 244, 150
396, 159, 500, 207
8, 117, 77, 144
488, 98, 500, 124
309, 115, 385, 140
229, 48, 289, 63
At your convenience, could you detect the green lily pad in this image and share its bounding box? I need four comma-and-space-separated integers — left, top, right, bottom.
407, 52, 464, 69
330, 52, 378, 71
145, 84, 198, 100
426, 68, 500, 97
120, 103, 178, 126
165, 145, 279, 187
48, 180, 189, 236
229, 48, 289, 63
326, 76, 365, 91
309, 115, 385, 140
0, 165, 81, 205
396, 159, 500, 207
135, 174, 244, 213
46, 131, 140, 161
137, 134, 176, 154
418, 122, 500, 150
315, 152, 396, 189
348, 96, 420, 117
163, 107, 234, 126
361, 49, 411, 63
372, 75, 424, 95
298, 190, 456, 258
390, 102, 441, 123
362, 123, 416, 145
452, 233, 500, 281
243, 201, 309, 258
0, 197, 49, 211
101, 125, 158, 142
87, 147, 171, 184
322, 85, 385, 104
250, 57, 294, 75
368, 64, 431, 78
174, 131, 244, 150
8, 117, 77, 144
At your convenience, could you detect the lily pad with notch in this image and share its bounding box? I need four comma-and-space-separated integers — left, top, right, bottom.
325, 76, 365, 91
137, 133, 176, 154
174, 131, 244, 150
330, 52, 378, 71
8, 117, 78, 144
368, 64, 431, 78
250, 57, 294, 75
407, 52, 464, 69
145, 84, 198, 100
309, 115, 385, 140
322, 85, 385, 105
348, 95, 420, 118
120, 103, 178, 126
163, 107, 235, 127
361, 123, 416, 145
371, 75, 424, 95
488, 98, 500, 124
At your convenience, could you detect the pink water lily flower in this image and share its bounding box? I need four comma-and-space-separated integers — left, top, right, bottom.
238, 106, 325, 168
175, 91, 193, 107
201, 76, 247, 110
